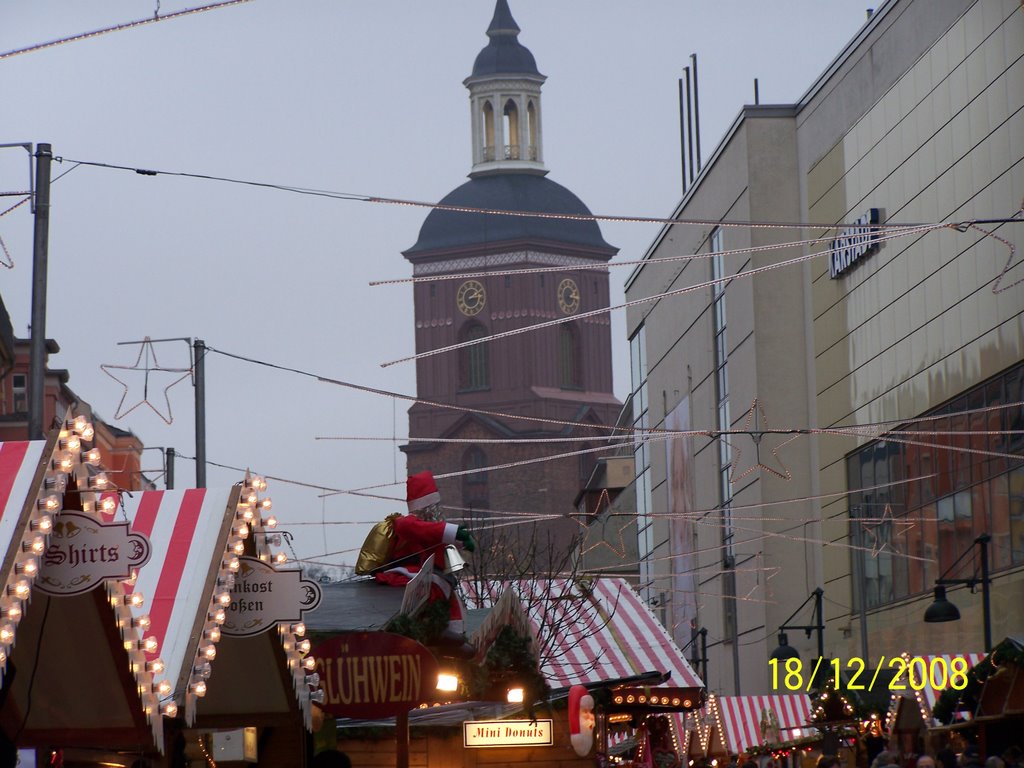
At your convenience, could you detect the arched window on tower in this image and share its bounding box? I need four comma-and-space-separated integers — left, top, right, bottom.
459, 322, 490, 391
462, 446, 489, 512
527, 100, 538, 161
481, 101, 495, 161
503, 99, 520, 160
559, 322, 582, 390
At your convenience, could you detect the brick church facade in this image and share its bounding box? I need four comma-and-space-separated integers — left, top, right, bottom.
401, 0, 621, 558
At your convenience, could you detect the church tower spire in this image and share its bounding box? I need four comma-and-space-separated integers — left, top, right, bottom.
464, 0, 547, 177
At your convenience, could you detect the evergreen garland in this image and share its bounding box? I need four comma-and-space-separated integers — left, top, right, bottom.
932, 639, 1024, 724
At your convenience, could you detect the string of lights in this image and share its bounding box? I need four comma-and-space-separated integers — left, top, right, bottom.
379, 224, 951, 367
0, 0, 254, 61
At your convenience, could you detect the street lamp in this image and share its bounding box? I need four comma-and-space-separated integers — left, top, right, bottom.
769, 587, 825, 663
923, 533, 991, 650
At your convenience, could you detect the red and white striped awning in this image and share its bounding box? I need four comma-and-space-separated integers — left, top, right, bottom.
713, 693, 813, 754
887, 652, 986, 725
466, 577, 703, 689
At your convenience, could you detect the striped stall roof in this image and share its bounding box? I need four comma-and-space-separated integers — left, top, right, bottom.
465, 577, 702, 688
121, 489, 235, 712
0, 441, 46, 558
889, 652, 987, 723
715, 694, 813, 754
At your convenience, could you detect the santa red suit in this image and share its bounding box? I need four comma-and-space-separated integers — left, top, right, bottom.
374, 471, 469, 635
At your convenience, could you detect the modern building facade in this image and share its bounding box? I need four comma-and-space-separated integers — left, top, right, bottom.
402, 0, 621, 557
625, 0, 1023, 695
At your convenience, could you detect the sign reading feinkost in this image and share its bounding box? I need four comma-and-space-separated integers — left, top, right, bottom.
311, 631, 439, 718
37, 511, 152, 596
221, 556, 322, 637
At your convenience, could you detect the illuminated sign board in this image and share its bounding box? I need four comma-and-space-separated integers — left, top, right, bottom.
829, 208, 882, 278
311, 631, 439, 718
463, 719, 554, 748
37, 511, 152, 596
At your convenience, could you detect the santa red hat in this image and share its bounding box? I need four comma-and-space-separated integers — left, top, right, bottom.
407, 471, 441, 513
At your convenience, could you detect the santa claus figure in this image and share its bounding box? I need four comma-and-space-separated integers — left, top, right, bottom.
375, 471, 476, 653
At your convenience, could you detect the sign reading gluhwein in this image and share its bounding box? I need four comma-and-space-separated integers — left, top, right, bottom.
38, 511, 152, 596
221, 556, 322, 637
463, 720, 554, 749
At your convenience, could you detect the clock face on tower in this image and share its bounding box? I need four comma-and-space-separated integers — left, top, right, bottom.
558, 278, 580, 315
456, 279, 486, 316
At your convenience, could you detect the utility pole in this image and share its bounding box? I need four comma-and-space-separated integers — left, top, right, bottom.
166, 447, 176, 490
194, 339, 207, 487
28, 143, 52, 439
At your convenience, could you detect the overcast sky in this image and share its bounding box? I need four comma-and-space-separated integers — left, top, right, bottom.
1, 1, 874, 567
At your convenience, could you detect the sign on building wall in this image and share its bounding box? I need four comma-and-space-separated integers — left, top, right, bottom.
221, 556, 322, 637
829, 208, 882, 278
311, 631, 439, 718
37, 511, 152, 596
666, 398, 698, 648
463, 719, 554, 748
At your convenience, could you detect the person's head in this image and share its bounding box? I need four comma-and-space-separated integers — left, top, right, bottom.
310, 750, 352, 768
407, 471, 442, 521
742, 760, 758, 768
918, 757, 937, 768
875, 751, 896, 768
962, 746, 982, 765
1002, 748, 1022, 768
985, 758, 1005, 768
818, 755, 840, 768
937, 748, 959, 768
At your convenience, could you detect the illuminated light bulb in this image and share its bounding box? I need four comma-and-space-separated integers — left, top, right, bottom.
83, 447, 102, 466
639, 695, 647, 704
100, 496, 117, 514
161, 701, 178, 717
282, 637, 295, 652
31, 515, 53, 533
234, 523, 249, 539
215, 591, 231, 607
154, 679, 172, 696
259, 497, 272, 511
240, 507, 255, 522
206, 627, 221, 643
211, 607, 226, 624
8, 580, 30, 599
52, 451, 75, 473
195, 661, 212, 678
23, 536, 45, 555
60, 434, 81, 452
202, 644, 216, 660
252, 476, 267, 492
69, 415, 89, 433
192, 680, 207, 697
127, 592, 145, 608
134, 615, 152, 631
88, 473, 110, 490
16, 559, 38, 576
291, 622, 306, 637
436, 673, 459, 692
241, 489, 257, 505
36, 495, 59, 513
147, 658, 165, 675
232, 540, 245, 555
274, 552, 287, 565
302, 656, 316, 671
507, 687, 525, 703
79, 423, 95, 441
265, 515, 278, 529
0, 624, 15, 644
297, 639, 311, 655
226, 556, 240, 572
6, 604, 21, 621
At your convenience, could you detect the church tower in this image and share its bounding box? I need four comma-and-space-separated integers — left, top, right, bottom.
402, 0, 621, 556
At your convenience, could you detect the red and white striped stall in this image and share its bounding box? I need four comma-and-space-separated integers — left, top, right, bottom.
887, 652, 987, 731
703, 693, 814, 755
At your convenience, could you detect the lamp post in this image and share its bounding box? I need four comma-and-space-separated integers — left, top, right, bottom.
769, 587, 825, 664
923, 533, 991, 650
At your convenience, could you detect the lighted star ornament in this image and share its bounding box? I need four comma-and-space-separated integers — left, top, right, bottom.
577, 489, 633, 560
726, 398, 799, 484
860, 503, 915, 558
101, 337, 192, 425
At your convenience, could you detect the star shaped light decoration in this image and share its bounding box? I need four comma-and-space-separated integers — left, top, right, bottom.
578, 490, 633, 560
859, 503, 916, 558
100, 337, 192, 425
725, 398, 799, 484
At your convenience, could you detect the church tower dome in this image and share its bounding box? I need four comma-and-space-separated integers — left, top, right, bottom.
464, 0, 547, 177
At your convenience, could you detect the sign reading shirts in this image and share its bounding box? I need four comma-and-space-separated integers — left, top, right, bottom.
221, 556, 323, 637
311, 631, 439, 718
829, 208, 882, 278
37, 511, 152, 596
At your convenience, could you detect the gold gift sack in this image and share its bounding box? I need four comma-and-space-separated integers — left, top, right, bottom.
355, 513, 400, 575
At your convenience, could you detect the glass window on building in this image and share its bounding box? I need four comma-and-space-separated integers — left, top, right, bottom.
848, 361, 1024, 610
629, 324, 655, 601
